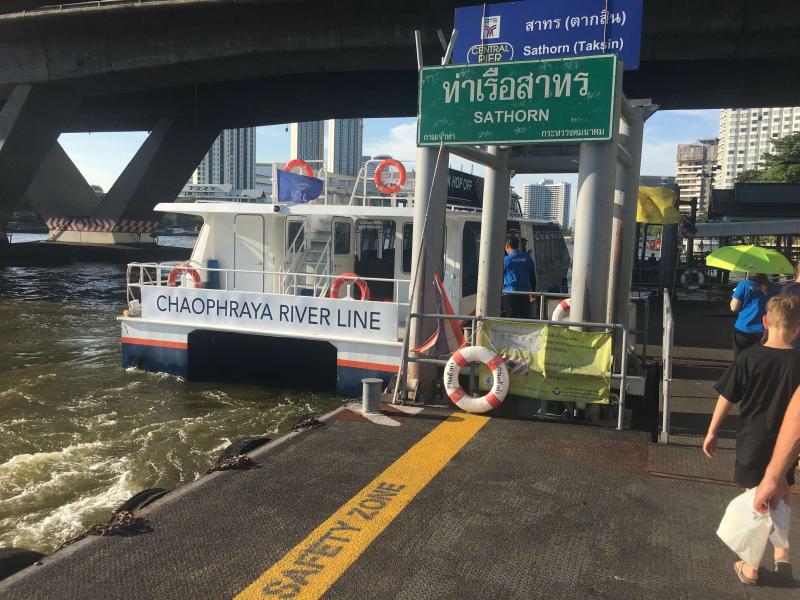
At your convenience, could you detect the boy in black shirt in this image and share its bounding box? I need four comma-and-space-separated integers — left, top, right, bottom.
704, 294, 800, 585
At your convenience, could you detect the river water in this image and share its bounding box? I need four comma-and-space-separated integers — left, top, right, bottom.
0, 236, 341, 553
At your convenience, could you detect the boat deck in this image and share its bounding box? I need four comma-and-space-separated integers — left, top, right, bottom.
2, 393, 797, 598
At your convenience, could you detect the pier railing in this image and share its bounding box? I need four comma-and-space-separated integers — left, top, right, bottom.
398, 311, 630, 431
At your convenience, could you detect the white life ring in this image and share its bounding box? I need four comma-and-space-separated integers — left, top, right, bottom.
551, 298, 571, 321
443, 346, 509, 413
680, 270, 704, 290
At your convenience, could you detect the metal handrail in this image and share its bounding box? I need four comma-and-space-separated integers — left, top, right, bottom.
659, 289, 674, 444
401, 311, 629, 430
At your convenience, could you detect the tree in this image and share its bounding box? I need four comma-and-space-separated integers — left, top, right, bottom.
736, 131, 800, 183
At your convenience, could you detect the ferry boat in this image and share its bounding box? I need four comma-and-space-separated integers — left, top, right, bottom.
121, 159, 570, 396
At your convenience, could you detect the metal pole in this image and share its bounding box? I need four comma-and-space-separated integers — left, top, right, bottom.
475, 146, 511, 318
614, 106, 645, 327
617, 326, 629, 431
659, 289, 673, 443
571, 66, 622, 325
407, 144, 449, 402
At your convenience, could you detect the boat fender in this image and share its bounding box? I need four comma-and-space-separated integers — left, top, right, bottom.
284, 158, 314, 177
113, 488, 170, 515
443, 346, 509, 414
216, 437, 271, 464
680, 269, 704, 290
330, 272, 371, 300
0, 547, 45, 582
374, 158, 407, 195
551, 298, 571, 322
167, 262, 202, 288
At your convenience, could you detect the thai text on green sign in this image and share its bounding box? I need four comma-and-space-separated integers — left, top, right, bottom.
417, 54, 617, 146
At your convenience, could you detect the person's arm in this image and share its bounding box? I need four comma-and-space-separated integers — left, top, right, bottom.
703, 395, 733, 458
730, 298, 741, 312
754, 385, 800, 512
730, 281, 745, 313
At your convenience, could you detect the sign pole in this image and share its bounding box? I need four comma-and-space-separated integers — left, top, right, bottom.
570, 66, 623, 325
475, 145, 511, 318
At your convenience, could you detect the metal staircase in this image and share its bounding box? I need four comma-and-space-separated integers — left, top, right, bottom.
282, 216, 332, 297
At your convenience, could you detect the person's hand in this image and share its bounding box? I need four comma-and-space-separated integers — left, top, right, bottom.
753, 473, 790, 514
702, 431, 717, 458
528, 294, 536, 303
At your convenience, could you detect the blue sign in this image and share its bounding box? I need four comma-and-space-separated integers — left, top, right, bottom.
276, 170, 324, 203
453, 0, 643, 70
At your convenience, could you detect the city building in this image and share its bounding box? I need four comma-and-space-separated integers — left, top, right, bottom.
192, 127, 255, 189
289, 121, 324, 162
326, 118, 363, 177
675, 139, 718, 212
520, 179, 571, 229
639, 175, 676, 188
716, 107, 800, 189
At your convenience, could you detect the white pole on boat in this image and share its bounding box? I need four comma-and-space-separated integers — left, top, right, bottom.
475, 146, 511, 318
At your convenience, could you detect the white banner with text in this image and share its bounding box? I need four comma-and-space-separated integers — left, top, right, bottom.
141, 287, 399, 342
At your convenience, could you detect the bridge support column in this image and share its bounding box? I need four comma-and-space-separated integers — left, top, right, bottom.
0, 84, 78, 243
407, 144, 449, 403
52, 116, 220, 244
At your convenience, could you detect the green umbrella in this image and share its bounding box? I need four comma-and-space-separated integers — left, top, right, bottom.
705, 244, 794, 275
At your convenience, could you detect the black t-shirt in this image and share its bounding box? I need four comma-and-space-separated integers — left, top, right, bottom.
714, 345, 800, 469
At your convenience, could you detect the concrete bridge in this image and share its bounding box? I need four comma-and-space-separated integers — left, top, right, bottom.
0, 0, 799, 242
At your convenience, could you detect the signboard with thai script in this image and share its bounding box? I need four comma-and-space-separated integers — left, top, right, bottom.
453, 0, 643, 70
479, 321, 612, 403
417, 54, 617, 146
141, 287, 399, 343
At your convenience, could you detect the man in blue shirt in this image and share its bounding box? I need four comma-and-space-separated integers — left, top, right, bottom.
502, 237, 536, 318
730, 273, 768, 357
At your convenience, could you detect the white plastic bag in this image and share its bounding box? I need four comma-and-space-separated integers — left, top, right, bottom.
716, 489, 774, 566
769, 500, 791, 550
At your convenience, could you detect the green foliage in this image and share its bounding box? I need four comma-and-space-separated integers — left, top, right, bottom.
736, 131, 800, 183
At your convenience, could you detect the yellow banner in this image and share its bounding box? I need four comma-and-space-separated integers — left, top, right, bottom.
637, 185, 681, 225
479, 321, 612, 403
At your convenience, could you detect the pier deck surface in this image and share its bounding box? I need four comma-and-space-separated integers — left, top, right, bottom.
2, 398, 798, 598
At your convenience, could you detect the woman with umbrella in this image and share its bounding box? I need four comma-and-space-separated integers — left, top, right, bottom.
706, 245, 795, 357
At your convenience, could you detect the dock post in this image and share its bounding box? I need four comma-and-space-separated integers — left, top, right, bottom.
475, 145, 511, 318
407, 144, 449, 402
361, 378, 382, 414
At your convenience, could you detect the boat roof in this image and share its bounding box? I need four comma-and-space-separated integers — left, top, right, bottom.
154, 201, 558, 226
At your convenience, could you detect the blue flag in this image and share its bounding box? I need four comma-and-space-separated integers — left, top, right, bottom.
277, 170, 323, 203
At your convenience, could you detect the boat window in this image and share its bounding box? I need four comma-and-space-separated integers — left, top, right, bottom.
462, 221, 480, 297
402, 223, 412, 274
334, 221, 350, 255
287, 220, 304, 252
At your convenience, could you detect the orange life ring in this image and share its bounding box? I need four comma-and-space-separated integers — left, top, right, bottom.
330, 272, 371, 301
167, 263, 202, 287
373, 159, 407, 195
284, 159, 314, 177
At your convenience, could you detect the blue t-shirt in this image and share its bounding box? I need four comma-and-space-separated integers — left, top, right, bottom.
732, 278, 767, 334
503, 251, 535, 292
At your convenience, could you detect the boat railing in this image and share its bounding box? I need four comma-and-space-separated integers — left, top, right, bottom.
281, 221, 308, 291
126, 261, 411, 310
347, 159, 415, 207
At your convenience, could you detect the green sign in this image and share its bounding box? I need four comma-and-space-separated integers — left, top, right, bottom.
417, 54, 618, 146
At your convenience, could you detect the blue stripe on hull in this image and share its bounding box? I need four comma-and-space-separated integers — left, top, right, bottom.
121, 343, 188, 378
336, 365, 394, 397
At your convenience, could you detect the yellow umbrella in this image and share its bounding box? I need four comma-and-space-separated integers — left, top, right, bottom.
704, 245, 794, 275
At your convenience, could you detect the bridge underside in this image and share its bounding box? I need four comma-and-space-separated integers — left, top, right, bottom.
0, 0, 798, 240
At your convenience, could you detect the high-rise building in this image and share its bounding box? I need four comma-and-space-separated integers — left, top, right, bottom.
716, 107, 800, 189
192, 127, 255, 189
521, 179, 571, 229
327, 118, 363, 177
675, 139, 718, 212
290, 121, 324, 162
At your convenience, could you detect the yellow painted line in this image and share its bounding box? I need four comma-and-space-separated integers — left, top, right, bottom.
234, 412, 489, 600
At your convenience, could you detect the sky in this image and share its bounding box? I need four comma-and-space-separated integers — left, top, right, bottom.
58, 109, 722, 223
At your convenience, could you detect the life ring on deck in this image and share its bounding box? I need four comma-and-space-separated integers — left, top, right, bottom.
374, 159, 407, 195
680, 270, 704, 290
284, 159, 314, 177
167, 263, 202, 287
443, 346, 509, 414
330, 272, 371, 300
551, 298, 571, 322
